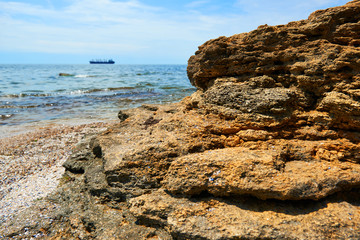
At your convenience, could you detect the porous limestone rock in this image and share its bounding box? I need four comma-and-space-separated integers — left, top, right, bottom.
2, 1, 360, 239
187, 0, 360, 130
163, 144, 360, 200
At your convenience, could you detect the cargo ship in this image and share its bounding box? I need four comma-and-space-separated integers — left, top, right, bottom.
89, 59, 115, 64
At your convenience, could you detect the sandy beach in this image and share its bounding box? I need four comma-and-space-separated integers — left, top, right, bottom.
0, 120, 115, 225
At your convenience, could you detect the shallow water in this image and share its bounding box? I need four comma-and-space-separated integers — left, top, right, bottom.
0, 64, 195, 126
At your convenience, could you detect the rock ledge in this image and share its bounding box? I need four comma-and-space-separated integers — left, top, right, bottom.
2, 1, 360, 239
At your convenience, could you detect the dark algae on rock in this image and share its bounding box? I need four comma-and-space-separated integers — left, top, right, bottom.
2, 1, 360, 239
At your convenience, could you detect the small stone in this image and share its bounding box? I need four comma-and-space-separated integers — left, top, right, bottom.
118, 110, 129, 122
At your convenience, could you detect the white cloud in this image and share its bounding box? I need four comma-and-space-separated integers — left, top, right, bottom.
312, 0, 340, 5
0, 1, 54, 17
185, 0, 210, 9
0, 1, 153, 53
0, 0, 350, 63
0, 0, 239, 56
235, 0, 348, 14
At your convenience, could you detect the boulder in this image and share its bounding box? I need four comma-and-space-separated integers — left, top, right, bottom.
2, 1, 360, 239
59, 73, 75, 76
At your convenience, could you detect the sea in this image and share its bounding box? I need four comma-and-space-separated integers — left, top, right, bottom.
0, 64, 196, 131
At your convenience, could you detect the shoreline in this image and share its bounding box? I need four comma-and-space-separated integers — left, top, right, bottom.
0, 116, 118, 139
0, 119, 117, 224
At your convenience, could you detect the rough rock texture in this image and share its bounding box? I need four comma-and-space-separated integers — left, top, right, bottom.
2, 1, 360, 239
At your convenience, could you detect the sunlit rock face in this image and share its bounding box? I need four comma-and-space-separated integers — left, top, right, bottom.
2, 1, 360, 239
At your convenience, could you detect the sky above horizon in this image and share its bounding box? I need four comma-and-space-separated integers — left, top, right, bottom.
0, 0, 350, 64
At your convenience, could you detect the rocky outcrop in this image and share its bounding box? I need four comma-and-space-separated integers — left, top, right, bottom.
187, 0, 360, 131
59, 73, 75, 76
2, 1, 360, 239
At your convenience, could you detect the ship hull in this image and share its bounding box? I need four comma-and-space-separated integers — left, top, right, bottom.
89, 59, 115, 64
89, 62, 115, 64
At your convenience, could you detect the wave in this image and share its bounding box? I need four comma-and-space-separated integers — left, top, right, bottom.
0, 64, 191, 126
0, 86, 139, 98
0, 103, 55, 109
74, 74, 97, 78
107, 87, 135, 91
70, 87, 137, 95
136, 82, 155, 87
10, 81, 21, 85
59, 73, 97, 78
135, 71, 160, 76
1, 93, 51, 98
160, 86, 180, 90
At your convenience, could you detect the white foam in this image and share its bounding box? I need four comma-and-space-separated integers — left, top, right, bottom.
74, 74, 90, 78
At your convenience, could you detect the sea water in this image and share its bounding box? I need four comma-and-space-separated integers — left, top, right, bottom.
0, 64, 196, 126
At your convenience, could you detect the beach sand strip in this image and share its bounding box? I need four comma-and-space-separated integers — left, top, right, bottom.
0, 121, 114, 225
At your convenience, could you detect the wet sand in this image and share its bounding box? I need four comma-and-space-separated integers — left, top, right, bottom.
0, 120, 115, 224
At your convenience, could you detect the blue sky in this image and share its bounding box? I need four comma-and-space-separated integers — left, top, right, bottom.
0, 0, 349, 64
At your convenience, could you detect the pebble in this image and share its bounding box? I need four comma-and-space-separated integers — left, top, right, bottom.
0, 122, 111, 227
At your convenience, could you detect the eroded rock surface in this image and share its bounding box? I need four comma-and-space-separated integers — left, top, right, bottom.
2, 1, 360, 239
